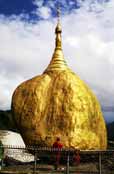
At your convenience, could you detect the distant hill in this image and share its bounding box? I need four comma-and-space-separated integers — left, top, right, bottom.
107, 121, 114, 141
0, 110, 17, 131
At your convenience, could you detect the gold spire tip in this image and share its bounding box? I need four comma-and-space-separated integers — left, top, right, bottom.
55, 5, 62, 34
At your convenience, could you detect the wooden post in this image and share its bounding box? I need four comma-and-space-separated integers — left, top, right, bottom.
33, 151, 37, 174
99, 152, 102, 174
66, 151, 70, 174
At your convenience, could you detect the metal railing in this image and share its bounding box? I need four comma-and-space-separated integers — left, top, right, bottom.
0, 145, 114, 174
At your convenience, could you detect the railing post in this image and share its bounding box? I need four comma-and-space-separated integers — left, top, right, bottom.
66, 151, 70, 174
99, 152, 102, 174
0, 145, 4, 170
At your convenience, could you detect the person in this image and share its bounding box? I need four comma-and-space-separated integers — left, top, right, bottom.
52, 137, 63, 170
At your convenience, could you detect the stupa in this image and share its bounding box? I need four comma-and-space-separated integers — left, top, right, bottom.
12, 12, 107, 150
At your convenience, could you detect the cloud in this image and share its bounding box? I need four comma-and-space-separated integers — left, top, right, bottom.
33, 0, 52, 19
33, 0, 44, 8
0, 0, 114, 112
35, 6, 51, 19
40, 6, 51, 19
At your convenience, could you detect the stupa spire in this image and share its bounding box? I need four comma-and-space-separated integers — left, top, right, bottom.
55, 6, 62, 49
44, 6, 67, 73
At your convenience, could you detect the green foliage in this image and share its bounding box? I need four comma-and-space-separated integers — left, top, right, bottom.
0, 140, 4, 159
0, 110, 17, 131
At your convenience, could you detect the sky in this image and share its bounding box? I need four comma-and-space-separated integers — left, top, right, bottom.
0, 0, 114, 122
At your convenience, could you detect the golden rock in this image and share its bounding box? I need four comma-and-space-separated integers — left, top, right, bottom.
12, 20, 107, 150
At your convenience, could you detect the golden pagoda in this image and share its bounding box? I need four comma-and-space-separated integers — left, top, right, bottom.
11, 12, 107, 150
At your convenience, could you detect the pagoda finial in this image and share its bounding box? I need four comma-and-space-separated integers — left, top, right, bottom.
57, 5, 61, 22
55, 5, 62, 49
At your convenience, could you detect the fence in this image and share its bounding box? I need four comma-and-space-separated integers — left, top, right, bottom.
0, 145, 114, 174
